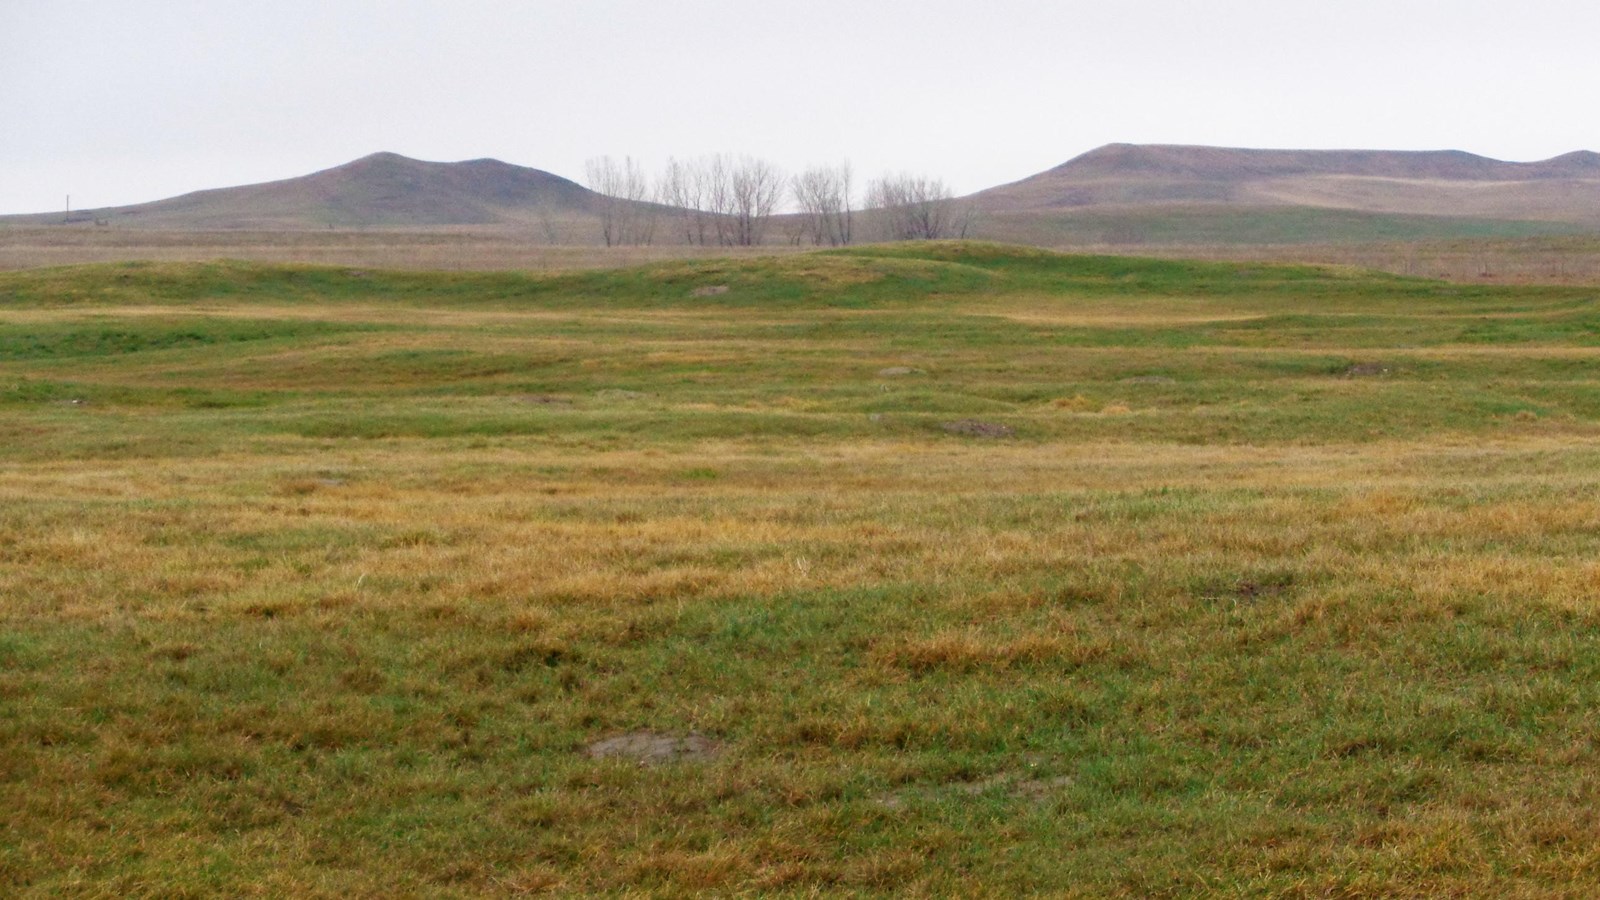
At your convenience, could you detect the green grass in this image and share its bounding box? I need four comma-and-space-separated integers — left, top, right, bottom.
0, 317, 374, 360
5, 242, 1600, 894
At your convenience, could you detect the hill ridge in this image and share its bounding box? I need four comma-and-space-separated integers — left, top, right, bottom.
971, 143, 1600, 224
2, 152, 600, 229
1047, 143, 1600, 181
7, 143, 1600, 233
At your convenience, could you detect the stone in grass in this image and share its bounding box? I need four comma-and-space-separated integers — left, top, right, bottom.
878, 366, 923, 377
942, 419, 1014, 438
585, 731, 721, 766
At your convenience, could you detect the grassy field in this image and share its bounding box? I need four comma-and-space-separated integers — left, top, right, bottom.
11, 224, 1600, 288
5, 243, 1600, 895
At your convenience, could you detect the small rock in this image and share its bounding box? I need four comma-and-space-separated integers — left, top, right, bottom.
878, 366, 921, 377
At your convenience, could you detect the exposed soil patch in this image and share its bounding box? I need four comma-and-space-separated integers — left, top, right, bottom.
1011, 775, 1076, 802
1195, 573, 1295, 605
584, 731, 721, 766
595, 389, 647, 401
878, 366, 923, 377
1233, 575, 1294, 602
690, 285, 730, 297
876, 771, 1073, 809
1235, 581, 1286, 601
277, 475, 349, 496
1342, 362, 1393, 378
942, 419, 1014, 438
517, 394, 572, 406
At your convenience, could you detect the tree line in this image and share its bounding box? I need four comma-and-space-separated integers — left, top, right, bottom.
583, 155, 975, 247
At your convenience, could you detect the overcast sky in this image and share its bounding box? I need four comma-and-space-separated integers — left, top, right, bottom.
3, 0, 1598, 214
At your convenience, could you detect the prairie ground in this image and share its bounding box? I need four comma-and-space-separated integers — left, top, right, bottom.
4, 243, 1600, 895
9, 224, 1600, 287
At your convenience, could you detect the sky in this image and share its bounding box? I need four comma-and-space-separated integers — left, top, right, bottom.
3, 0, 1598, 214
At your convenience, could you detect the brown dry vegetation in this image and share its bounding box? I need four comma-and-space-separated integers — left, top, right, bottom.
0, 225, 806, 272
10, 225, 1600, 286
1129, 235, 1600, 285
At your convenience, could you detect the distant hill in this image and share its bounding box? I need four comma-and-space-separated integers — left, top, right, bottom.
9, 144, 1600, 245
972, 144, 1600, 227
2, 152, 603, 229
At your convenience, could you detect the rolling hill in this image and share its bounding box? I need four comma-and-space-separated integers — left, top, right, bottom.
972, 143, 1600, 225
2, 152, 602, 230
6, 144, 1600, 245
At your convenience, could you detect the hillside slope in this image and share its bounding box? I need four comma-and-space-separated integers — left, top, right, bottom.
2, 153, 603, 229
973, 144, 1600, 225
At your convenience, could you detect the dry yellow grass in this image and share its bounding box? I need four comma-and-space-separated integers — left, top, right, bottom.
6, 436, 1596, 626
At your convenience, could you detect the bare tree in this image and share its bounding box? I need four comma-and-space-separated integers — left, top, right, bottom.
866, 172, 973, 241
585, 156, 625, 246
650, 154, 787, 247
532, 200, 561, 245
585, 155, 656, 246
792, 162, 854, 246
694, 155, 784, 246
659, 157, 714, 246
725, 156, 785, 246
703, 155, 734, 246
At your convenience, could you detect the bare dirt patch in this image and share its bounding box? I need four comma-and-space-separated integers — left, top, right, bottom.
1342, 362, 1393, 378
942, 419, 1014, 438
690, 285, 730, 297
876, 771, 1073, 809
877, 366, 922, 377
517, 394, 573, 406
1234, 579, 1290, 601
585, 731, 721, 766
